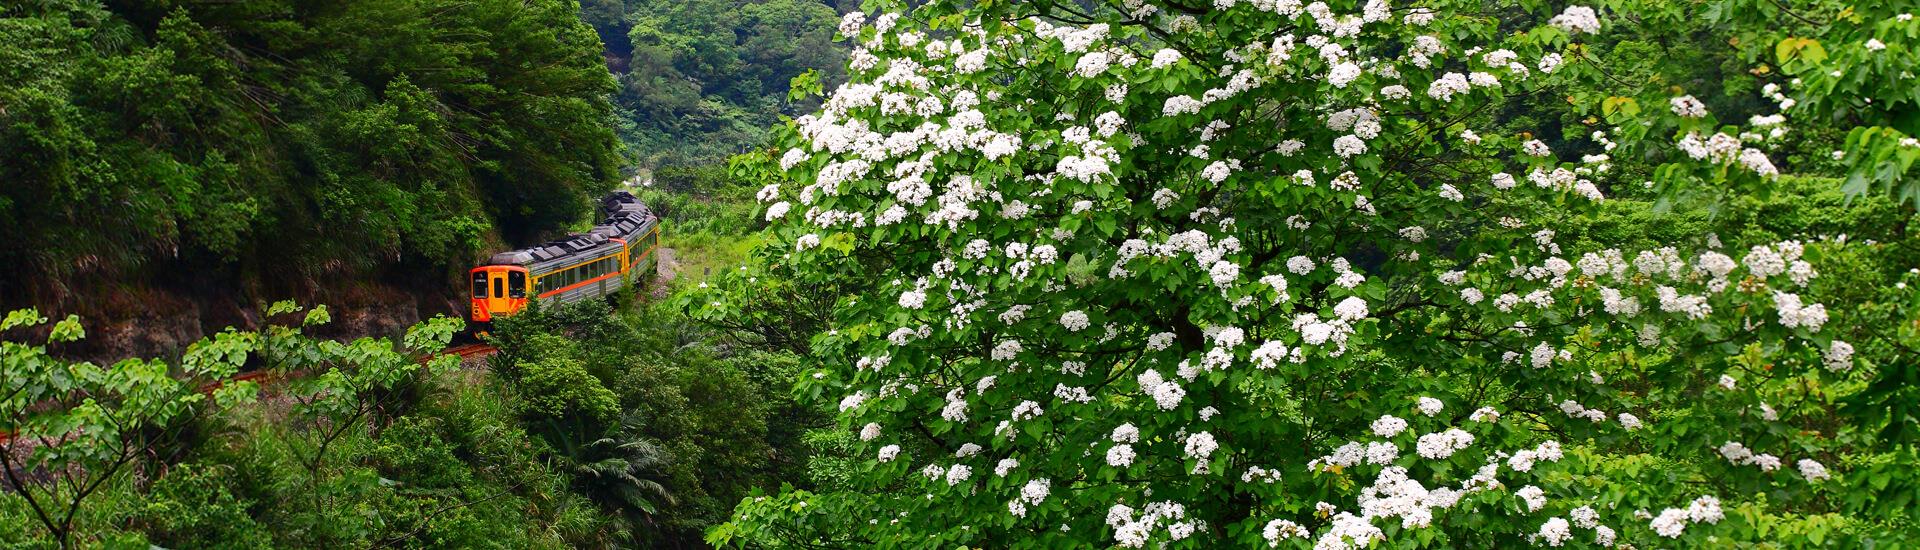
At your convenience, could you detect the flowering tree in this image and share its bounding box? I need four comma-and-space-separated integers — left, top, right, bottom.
1729, 0, 1920, 206
699, 0, 1918, 547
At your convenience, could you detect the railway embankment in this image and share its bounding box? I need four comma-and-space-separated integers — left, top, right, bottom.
4, 280, 462, 365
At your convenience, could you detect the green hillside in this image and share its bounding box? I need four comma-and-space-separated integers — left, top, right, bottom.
1, 0, 621, 307
580, 0, 848, 169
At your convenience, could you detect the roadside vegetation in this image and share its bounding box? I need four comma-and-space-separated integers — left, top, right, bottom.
638, 165, 768, 288
1, 292, 828, 548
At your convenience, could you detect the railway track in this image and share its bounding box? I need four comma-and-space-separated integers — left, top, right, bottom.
440, 343, 498, 362
1, 343, 496, 446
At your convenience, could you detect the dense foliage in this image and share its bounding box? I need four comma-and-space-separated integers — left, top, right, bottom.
580, 0, 848, 168
1, 294, 822, 548
488, 300, 825, 547
0, 303, 561, 548
694, 0, 1920, 547
0, 0, 621, 300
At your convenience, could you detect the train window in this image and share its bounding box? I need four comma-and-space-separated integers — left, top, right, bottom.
471, 272, 487, 299
492, 276, 504, 299
509, 271, 526, 298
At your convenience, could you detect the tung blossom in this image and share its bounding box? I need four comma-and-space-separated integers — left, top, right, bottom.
752, 4, 1884, 548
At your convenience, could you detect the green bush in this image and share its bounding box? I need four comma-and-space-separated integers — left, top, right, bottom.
127, 464, 275, 549
519, 355, 622, 429
483, 299, 825, 547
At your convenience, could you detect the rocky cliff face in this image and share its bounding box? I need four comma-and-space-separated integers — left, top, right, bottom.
13, 280, 461, 363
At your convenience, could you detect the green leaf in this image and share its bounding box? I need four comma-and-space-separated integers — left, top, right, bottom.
267, 300, 302, 316
47, 315, 84, 343
1601, 96, 1639, 117
2, 309, 46, 331
303, 306, 332, 327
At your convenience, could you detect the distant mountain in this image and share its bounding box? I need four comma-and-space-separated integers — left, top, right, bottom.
578, 0, 851, 169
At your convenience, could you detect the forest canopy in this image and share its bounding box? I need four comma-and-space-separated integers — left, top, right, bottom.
0, 0, 622, 300
580, 0, 850, 168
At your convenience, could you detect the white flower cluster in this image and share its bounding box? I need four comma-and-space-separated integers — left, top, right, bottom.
1261, 519, 1308, 546
1677, 131, 1778, 177
1772, 291, 1828, 331
1007, 478, 1050, 517
1669, 95, 1708, 118
1649, 495, 1722, 538
1108, 502, 1202, 548
1548, 6, 1602, 34
1060, 310, 1090, 332
1717, 440, 1786, 472
1825, 340, 1855, 372
1136, 369, 1187, 410
1509, 438, 1566, 470
1415, 429, 1474, 459
1416, 397, 1444, 416
1300, 416, 1594, 545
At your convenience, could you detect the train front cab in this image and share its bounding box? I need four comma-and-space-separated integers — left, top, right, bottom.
469, 265, 529, 323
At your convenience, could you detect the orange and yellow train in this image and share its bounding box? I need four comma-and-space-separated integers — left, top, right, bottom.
469, 192, 660, 323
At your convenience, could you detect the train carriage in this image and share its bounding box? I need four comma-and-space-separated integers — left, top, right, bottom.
469, 192, 660, 323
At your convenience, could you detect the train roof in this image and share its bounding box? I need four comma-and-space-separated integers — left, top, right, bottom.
484, 192, 658, 267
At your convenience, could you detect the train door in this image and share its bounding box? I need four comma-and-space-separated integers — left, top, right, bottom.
470, 266, 529, 322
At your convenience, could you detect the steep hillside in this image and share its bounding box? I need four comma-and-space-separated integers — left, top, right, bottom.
579, 0, 848, 168
0, 0, 624, 356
